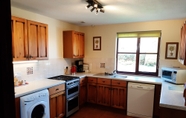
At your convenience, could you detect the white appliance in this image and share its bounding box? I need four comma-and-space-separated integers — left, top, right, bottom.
161, 67, 186, 84
127, 82, 155, 118
20, 89, 50, 118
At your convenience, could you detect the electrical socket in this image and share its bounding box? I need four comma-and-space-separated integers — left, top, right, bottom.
27, 67, 33, 75
100, 63, 105, 68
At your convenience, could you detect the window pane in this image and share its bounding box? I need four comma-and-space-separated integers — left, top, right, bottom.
118, 38, 137, 52
140, 37, 158, 53
139, 54, 157, 72
117, 54, 136, 72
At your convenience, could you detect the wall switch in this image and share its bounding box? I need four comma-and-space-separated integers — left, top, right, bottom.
27, 67, 33, 75
100, 63, 105, 68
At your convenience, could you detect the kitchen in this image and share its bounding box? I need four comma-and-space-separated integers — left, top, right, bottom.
2, 0, 186, 118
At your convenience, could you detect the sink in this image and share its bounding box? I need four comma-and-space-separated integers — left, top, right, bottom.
93, 73, 127, 79
111, 74, 127, 79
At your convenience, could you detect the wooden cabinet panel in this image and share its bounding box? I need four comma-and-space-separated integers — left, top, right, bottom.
87, 83, 97, 103
112, 80, 127, 87
15, 97, 20, 118
97, 84, 111, 106
80, 84, 87, 106
160, 107, 186, 118
97, 78, 111, 85
153, 84, 161, 117
49, 84, 65, 118
27, 20, 48, 60
111, 86, 126, 109
88, 77, 97, 83
80, 77, 87, 85
11, 16, 28, 61
63, 30, 85, 58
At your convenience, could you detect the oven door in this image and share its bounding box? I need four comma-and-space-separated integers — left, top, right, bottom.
66, 94, 79, 117
66, 84, 79, 98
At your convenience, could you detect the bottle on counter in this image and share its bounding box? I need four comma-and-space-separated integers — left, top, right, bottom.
71, 65, 76, 75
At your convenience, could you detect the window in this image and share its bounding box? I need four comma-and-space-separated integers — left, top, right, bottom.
116, 31, 161, 76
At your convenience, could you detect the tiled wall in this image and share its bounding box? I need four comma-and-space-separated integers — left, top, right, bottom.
13, 58, 71, 82
84, 58, 115, 73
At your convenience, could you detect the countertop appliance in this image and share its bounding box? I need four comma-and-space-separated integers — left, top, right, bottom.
127, 82, 155, 118
161, 67, 186, 84
20, 89, 50, 118
75, 60, 84, 72
48, 75, 80, 117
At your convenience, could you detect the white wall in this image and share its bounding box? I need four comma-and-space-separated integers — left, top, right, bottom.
81, 19, 186, 75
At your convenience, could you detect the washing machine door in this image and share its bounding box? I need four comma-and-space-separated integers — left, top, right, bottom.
28, 101, 49, 118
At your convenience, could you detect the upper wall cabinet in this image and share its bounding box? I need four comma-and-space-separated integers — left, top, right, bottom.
63, 30, 84, 58
179, 22, 186, 65
11, 16, 48, 61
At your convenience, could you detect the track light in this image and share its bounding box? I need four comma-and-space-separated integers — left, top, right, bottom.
86, 0, 105, 14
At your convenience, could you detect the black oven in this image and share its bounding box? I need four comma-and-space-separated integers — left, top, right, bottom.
66, 94, 79, 117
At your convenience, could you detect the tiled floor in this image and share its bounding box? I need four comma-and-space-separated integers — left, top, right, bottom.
69, 103, 137, 118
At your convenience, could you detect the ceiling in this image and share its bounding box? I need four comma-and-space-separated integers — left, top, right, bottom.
11, 0, 186, 26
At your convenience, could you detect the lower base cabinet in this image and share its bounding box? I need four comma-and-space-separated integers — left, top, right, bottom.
79, 78, 87, 106
111, 86, 126, 109
87, 83, 97, 103
97, 84, 111, 106
48, 84, 65, 118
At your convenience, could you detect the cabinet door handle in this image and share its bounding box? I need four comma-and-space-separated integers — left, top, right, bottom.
102, 81, 105, 83
117, 82, 120, 84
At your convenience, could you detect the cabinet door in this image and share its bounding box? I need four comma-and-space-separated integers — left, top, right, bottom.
153, 84, 161, 117
50, 91, 65, 118
72, 32, 79, 58
97, 84, 111, 106
27, 20, 39, 60
87, 83, 97, 103
78, 33, 84, 58
11, 16, 28, 61
27, 20, 48, 60
111, 86, 126, 109
38, 23, 48, 59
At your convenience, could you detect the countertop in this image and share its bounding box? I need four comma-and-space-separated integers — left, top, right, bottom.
14, 72, 186, 111
14, 79, 65, 98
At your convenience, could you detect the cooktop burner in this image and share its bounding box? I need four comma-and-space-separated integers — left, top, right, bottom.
48, 75, 79, 82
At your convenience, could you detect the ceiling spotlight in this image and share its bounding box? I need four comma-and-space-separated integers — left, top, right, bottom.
100, 8, 105, 13
91, 7, 95, 12
86, 0, 105, 14
86, 4, 91, 9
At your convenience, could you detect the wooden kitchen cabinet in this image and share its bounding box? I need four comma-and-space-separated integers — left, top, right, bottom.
27, 20, 48, 60
79, 77, 87, 106
160, 107, 186, 118
11, 16, 48, 61
87, 77, 97, 103
111, 80, 127, 109
48, 84, 65, 118
63, 30, 84, 58
15, 97, 20, 118
11, 16, 28, 61
97, 78, 111, 106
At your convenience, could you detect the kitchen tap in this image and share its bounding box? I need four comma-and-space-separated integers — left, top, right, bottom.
113, 70, 117, 75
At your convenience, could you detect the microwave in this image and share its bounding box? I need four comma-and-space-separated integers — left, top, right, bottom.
161, 67, 186, 84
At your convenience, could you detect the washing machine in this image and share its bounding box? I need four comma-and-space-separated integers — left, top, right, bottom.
20, 89, 50, 118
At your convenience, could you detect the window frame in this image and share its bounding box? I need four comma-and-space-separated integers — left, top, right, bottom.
116, 37, 161, 76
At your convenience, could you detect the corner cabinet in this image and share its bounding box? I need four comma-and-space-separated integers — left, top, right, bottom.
11, 16, 48, 61
48, 84, 65, 118
63, 30, 84, 58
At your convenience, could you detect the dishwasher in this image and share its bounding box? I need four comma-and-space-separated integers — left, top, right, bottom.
127, 82, 155, 118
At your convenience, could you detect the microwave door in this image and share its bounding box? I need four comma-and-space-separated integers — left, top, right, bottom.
162, 70, 172, 79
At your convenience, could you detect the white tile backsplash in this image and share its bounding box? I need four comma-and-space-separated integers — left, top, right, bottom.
13, 58, 72, 82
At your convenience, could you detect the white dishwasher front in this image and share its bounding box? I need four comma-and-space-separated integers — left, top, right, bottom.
127, 82, 155, 118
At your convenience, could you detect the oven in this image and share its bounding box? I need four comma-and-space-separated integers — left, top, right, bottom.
48, 75, 80, 118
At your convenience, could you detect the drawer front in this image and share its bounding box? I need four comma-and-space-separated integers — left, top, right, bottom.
97, 78, 111, 85
80, 77, 87, 85
88, 77, 97, 83
48, 84, 65, 95
112, 80, 127, 87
